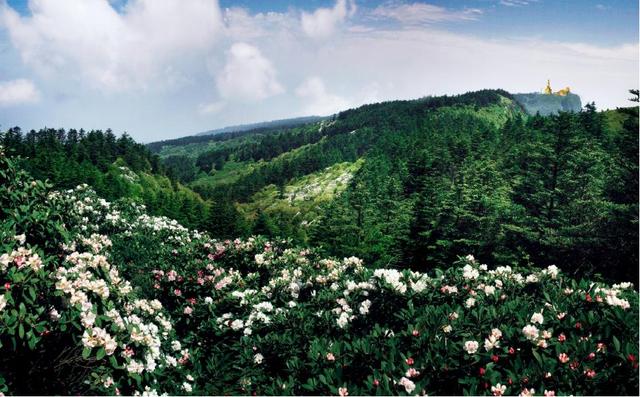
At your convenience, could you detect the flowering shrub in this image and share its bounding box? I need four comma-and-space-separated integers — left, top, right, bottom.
1, 148, 639, 396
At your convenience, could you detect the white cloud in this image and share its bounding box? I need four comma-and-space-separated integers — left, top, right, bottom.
0, 0, 223, 92
301, 0, 356, 39
198, 100, 226, 115
500, 0, 537, 7
369, 2, 482, 25
296, 77, 351, 115
0, 79, 40, 106
216, 42, 284, 102
0, 0, 636, 140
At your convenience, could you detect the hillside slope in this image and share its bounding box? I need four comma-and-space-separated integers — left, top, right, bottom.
153, 90, 638, 282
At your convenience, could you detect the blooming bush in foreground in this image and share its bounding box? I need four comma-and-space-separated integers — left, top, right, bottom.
1, 148, 638, 396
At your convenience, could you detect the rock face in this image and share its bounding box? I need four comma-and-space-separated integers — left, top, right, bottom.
513, 92, 582, 115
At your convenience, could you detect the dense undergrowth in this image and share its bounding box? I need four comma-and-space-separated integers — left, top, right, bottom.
1, 148, 638, 396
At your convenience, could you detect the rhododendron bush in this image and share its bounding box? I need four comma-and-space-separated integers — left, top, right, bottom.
1, 149, 638, 396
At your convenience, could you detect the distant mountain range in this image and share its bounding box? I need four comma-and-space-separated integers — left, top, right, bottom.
152, 92, 581, 152
196, 116, 327, 136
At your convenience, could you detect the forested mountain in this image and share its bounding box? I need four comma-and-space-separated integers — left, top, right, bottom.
149, 89, 638, 282
3, 89, 637, 283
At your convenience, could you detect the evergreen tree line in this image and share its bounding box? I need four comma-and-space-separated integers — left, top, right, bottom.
0, 127, 210, 230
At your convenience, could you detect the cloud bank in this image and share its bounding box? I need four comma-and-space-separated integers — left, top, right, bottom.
0, 0, 637, 141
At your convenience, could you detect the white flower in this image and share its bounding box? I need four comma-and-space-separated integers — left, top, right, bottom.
359, 299, 371, 315
463, 340, 479, 354
520, 388, 535, 397
204, 297, 213, 304
484, 285, 496, 296
442, 325, 453, 333
336, 312, 350, 329
230, 319, 244, 331
484, 336, 500, 351
491, 328, 502, 339
398, 377, 416, 393
171, 341, 182, 351
530, 312, 544, 324
254, 353, 264, 364
0, 295, 7, 312
126, 360, 145, 374
462, 264, 479, 280
491, 383, 507, 396
465, 297, 476, 308
544, 265, 559, 279
182, 382, 192, 393
522, 325, 540, 341
15, 234, 26, 245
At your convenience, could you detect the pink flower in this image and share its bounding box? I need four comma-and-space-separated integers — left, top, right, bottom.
338, 387, 348, 396
558, 333, 566, 342
558, 353, 570, 363
373, 379, 380, 387
326, 353, 336, 361
405, 368, 420, 378
184, 306, 193, 315
586, 352, 595, 360
174, 289, 182, 296
412, 329, 420, 337
596, 343, 606, 352
14, 256, 25, 268
544, 391, 555, 396
405, 357, 414, 365
584, 368, 596, 378
123, 346, 135, 357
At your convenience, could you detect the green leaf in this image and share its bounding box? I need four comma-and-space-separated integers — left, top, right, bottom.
82, 347, 92, 359
532, 349, 543, 366
18, 323, 24, 339
613, 336, 621, 352
96, 347, 106, 360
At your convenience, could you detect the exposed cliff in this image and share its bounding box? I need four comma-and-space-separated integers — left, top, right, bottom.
513, 92, 582, 115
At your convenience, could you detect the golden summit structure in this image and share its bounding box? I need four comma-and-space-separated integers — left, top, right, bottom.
543, 80, 571, 96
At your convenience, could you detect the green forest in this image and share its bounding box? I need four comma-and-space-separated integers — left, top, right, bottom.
3, 89, 638, 282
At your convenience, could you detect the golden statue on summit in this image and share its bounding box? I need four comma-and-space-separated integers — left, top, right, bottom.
543, 80, 571, 96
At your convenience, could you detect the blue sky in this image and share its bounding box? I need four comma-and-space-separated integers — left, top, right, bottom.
0, 0, 637, 141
